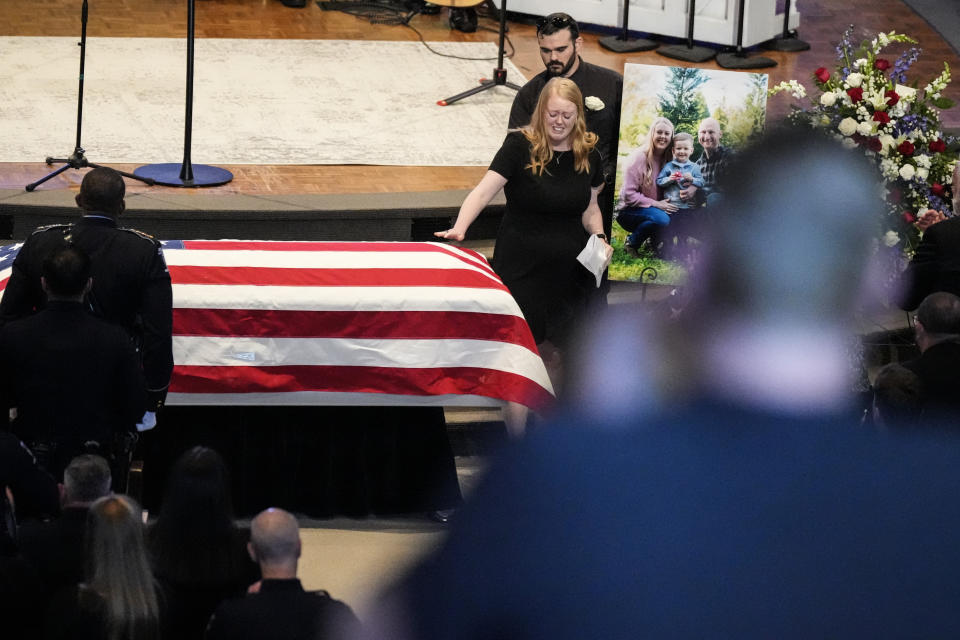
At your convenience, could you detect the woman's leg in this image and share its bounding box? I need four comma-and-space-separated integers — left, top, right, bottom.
616, 207, 670, 248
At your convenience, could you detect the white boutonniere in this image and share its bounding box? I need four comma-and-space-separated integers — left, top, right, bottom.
584, 96, 604, 111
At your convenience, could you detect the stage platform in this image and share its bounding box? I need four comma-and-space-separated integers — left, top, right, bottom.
0, 187, 506, 243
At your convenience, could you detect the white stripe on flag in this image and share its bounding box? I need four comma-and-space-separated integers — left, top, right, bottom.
172, 284, 524, 316
164, 248, 497, 275
172, 335, 552, 390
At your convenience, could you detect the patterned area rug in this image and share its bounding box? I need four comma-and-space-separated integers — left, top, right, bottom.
0, 37, 526, 166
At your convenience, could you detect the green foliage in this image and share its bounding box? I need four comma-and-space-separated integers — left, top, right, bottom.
657, 67, 710, 137
609, 222, 688, 285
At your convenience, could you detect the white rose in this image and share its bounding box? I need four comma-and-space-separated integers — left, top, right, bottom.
883, 230, 900, 247
584, 96, 604, 111
917, 167, 929, 180
914, 153, 931, 169
896, 84, 916, 101
857, 121, 874, 136
899, 164, 916, 180
846, 72, 864, 88
838, 117, 858, 136
820, 92, 837, 107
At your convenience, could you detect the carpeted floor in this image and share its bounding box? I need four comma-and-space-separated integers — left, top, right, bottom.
0, 37, 525, 166
902, 0, 960, 55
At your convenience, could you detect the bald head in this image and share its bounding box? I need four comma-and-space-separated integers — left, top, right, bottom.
249, 508, 301, 573
698, 117, 722, 154
915, 292, 960, 352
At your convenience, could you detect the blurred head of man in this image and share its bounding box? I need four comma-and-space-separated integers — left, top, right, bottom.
62, 454, 112, 507
915, 291, 960, 352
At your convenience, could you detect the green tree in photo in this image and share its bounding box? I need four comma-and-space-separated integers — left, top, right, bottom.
657, 67, 710, 136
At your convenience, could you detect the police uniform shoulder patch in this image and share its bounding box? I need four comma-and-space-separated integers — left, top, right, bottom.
29, 223, 71, 237
118, 227, 159, 243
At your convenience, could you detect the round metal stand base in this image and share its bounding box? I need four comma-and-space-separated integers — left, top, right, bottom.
599, 35, 658, 53
134, 163, 233, 187
657, 44, 716, 63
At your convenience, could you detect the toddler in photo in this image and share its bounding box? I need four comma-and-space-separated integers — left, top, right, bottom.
656, 132, 704, 210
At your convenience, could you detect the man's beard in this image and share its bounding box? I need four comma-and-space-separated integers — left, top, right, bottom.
546, 55, 577, 78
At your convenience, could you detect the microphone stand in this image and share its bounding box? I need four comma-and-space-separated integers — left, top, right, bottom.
600, 0, 658, 53
656, 0, 716, 63
26, 0, 155, 192
437, 0, 520, 106
135, 0, 233, 187
716, 0, 776, 69
766, 0, 809, 52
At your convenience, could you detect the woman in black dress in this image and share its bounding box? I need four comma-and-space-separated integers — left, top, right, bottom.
436, 77, 611, 420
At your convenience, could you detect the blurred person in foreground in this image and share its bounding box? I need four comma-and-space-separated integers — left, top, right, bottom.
359, 130, 960, 639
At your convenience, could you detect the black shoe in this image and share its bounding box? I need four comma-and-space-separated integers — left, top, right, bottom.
449, 7, 477, 33
280, 0, 305, 7
420, 2, 441, 14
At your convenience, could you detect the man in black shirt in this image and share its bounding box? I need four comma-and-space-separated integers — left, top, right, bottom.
206, 508, 359, 640
0, 167, 173, 423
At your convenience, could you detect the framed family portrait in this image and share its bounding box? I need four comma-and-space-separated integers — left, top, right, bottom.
611, 63, 769, 284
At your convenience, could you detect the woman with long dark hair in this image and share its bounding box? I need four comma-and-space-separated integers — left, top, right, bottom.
148, 446, 259, 639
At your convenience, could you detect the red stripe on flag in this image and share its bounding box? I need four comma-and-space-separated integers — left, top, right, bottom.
0, 277, 7, 292
171, 364, 554, 412
168, 265, 508, 291
173, 308, 537, 351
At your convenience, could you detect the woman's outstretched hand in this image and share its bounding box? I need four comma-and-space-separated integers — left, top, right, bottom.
434, 229, 465, 241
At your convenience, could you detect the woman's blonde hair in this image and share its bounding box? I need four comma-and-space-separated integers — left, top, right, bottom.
86, 495, 159, 640
522, 77, 597, 176
637, 116, 675, 191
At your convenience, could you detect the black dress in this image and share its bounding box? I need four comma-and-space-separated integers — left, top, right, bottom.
489, 132, 604, 346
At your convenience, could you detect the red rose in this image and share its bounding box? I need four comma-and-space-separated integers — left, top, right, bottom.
873, 111, 891, 124
929, 138, 947, 153
866, 137, 883, 152
889, 187, 903, 203
903, 210, 917, 223
932, 183, 946, 197
885, 90, 899, 106
897, 140, 915, 156
874, 59, 891, 71
846, 87, 864, 102
814, 67, 830, 83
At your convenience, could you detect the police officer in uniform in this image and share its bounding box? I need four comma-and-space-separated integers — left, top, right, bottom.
0, 168, 173, 469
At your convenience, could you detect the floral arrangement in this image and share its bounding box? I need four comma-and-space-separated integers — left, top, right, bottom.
769, 27, 956, 256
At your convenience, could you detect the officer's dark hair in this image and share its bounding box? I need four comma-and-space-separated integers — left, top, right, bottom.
78, 167, 126, 215
42, 243, 91, 297
536, 12, 579, 39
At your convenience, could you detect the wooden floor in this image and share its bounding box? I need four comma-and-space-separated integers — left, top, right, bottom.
3, 0, 958, 197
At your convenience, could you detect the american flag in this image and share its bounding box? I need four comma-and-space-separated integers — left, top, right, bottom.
0, 240, 554, 412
